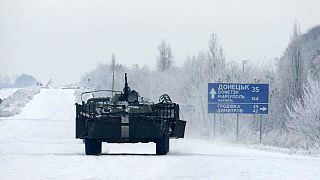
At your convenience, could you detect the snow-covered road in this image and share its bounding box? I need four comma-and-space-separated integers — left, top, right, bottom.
0, 89, 319, 180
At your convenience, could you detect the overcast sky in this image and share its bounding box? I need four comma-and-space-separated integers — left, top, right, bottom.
1, 0, 319, 86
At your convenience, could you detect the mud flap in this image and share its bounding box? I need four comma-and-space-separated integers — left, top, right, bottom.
173, 120, 186, 138
76, 104, 87, 138
76, 116, 87, 138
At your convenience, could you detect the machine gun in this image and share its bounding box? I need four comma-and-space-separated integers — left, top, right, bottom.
120, 73, 131, 102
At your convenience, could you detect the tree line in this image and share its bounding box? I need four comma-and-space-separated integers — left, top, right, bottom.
80, 23, 320, 150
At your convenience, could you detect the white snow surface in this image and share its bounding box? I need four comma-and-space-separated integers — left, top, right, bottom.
0, 89, 319, 180
0, 88, 18, 99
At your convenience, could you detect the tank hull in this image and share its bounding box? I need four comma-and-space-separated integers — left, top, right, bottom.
76, 110, 186, 143
88, 116, 163, 142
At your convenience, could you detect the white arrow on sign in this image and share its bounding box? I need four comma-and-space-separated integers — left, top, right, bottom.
210, 88, 217, 99
259, 106, 267, 111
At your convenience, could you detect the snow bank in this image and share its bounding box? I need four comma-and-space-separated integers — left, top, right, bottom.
0, 88, 18, 99
0, 86, 40, 117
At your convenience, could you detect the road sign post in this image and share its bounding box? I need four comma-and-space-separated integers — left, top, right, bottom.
208, 83, 269, 142
208, 83, 269, 114
236, 114, 239, 141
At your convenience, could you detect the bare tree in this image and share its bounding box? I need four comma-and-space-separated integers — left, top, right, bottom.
290, 21, 303, 99
288, 77, 320, 146
157, 40, 173, 72
207, 33, 226, 81
277, 22, 303, 130
111, 54, 116, 94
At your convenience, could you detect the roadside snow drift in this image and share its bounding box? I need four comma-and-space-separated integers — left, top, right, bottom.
0, 87, 40, 117
0, 89, 319, 180
0, 88, 18, 99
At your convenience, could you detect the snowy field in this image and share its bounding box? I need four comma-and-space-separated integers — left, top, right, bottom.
0, 88, 18, 99
0, 89, 319, 180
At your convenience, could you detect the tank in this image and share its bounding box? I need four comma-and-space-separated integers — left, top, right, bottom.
75, 73, 186, 155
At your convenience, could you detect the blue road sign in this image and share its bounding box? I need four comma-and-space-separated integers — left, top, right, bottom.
208, 83, 269, 114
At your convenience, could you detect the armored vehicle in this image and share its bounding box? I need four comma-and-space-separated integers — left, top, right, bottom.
75, 73, 186, 155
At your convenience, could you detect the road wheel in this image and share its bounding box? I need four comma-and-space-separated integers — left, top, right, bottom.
85, 138, 101, 155
156, 135, 169, 155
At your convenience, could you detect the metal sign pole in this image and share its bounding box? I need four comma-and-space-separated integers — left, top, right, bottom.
253, 114, 256, 130
236, 114, 239, 142
213, 114, 216, 139
259, 115, 262, 143
219, 114, 222, 135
